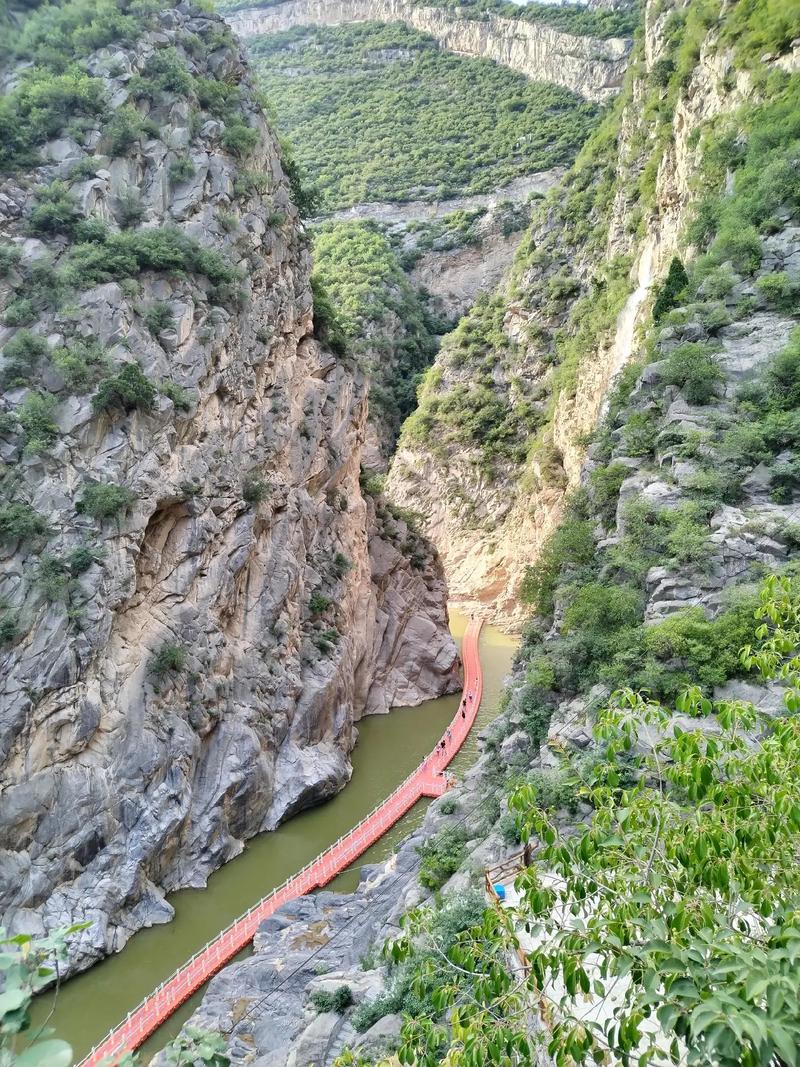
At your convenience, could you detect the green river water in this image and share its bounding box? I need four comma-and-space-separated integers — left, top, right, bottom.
30, 611, 517, 1061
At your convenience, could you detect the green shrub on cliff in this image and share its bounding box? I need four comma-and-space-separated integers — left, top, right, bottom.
92, 364, 157, 415
0, 68, 107, 173
3, 299, 37, 328
28, 182, 80, 236
0, 502, 49, 545
150, 642, 187, 675
652, 256, 689, 320
662, 341, 724, 404
417, 826, 468, 890
103, 105, 158, 155
77, 482, 136, 521
310, 275, 347, 356
520, 513, 596, 617
310, 986, 353, 1014
64, 227, 236, 290
18, 392, 59, 452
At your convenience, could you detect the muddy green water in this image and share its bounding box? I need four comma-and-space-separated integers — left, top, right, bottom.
31, 612, 517, 1062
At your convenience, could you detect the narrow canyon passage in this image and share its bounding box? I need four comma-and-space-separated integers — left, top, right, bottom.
5, 0, 800, 1060
29, 613, 517, 1062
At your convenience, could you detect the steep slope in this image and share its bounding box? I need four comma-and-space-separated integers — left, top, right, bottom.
388, 0, 799, 628
225, 0, 632, 102
0, 0, 458, 975
311, 221, 443, 470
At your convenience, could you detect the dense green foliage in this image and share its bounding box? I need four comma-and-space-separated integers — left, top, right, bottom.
404, 293, 544, 472
0, 0, 166, 172
76, 482, 136, 520
348, 891, 489, 1035
0, 503, 49, 545
719, 0, 800, 63
414, 0, 640, 37
312, 221, 441, 442
689, 84, 800, 278
309, 275, 347, 357
249, 21, 598, 210
163, 1026, 230, 1067
0, 923, 89, 1067
1, 923, 228, 1067
62, 225, 237, 290
662, 340, 724, 404
382, 577, 800, 1067
17, 392, 59, 452
0, 67, 106, 173
393, 28, 641, 483
0, 330, 50, 389
652, 255, 689, 320
150, 642, 187, 675
92, 364, 157, 415
416, 826, 468, 890
310, 986, 354, 1014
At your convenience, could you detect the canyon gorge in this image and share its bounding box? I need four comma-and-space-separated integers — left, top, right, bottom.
3, 0, 800, 1063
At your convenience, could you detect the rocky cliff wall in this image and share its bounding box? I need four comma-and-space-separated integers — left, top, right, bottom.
226, 0, 631, 102
386, 0, 764, 630
0, 1, 458, 975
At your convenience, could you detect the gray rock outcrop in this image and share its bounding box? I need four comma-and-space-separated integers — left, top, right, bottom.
0, 3, 458, 975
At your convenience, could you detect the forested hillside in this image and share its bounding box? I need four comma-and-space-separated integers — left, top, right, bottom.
410, 0, 640, 38
220, 0, 640, 38
249, 21, 599, 210
388, 0, 800, 625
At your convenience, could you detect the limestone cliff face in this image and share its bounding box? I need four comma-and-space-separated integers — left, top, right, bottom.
226, 0, 631, 102
386, 0, 771, 630
0, 2, 458, 974
408, 203, 533, 322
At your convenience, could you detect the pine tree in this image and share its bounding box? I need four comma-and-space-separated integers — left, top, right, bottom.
652, 256, 690, 321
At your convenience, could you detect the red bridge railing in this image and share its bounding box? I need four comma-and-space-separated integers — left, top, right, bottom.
80, 617, 484, 1066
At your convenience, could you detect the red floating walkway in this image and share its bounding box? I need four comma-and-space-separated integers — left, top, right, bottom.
80, 617, 484, 1066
